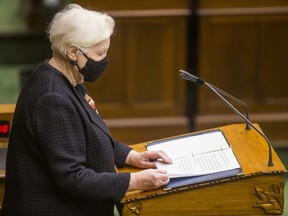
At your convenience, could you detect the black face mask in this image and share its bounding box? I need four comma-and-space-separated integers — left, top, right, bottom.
78, 53, 108, 82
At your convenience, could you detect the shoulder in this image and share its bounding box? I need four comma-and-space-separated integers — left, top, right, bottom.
29, 61, 70, 89
23, 61, 75, 99
35, 92, 76, 114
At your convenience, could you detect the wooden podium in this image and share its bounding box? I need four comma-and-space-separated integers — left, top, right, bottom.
118, 124, 287, 216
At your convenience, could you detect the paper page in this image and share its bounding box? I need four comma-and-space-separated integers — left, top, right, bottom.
156, 148, 240, 178
147, 130, 230, 160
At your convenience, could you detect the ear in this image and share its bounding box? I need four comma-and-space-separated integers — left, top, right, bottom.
67, 44, 80, 61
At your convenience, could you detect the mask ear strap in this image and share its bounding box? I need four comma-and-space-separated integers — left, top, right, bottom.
81, 52, 89, 60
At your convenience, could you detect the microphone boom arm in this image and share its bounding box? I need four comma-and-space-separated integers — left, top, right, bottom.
208, 83, 251, 130
179, 69, 274, 166
180, 69, 250, 130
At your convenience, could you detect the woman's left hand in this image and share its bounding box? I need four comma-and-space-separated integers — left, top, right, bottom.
125, 150, 172, 169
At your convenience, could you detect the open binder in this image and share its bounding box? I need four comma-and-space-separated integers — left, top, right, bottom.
147, 129, 242, 189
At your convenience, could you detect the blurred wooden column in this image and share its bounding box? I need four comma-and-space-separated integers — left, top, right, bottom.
74, 0, 192, 144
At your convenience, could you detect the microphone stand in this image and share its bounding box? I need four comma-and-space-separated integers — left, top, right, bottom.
179, 70, 274, 166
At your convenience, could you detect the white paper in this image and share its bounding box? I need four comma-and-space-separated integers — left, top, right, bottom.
147, 130, 240, 178
156, 148, 240, 178
147, 130, 230, 160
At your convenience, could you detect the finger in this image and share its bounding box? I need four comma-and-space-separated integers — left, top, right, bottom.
145, 150, 172, 164
156, 151, 172, 164
143, 150, 159, 159
162, 178, 170, 185
158, 172, 170, 185
141, 160, 157, 168
155, 169, 168, 174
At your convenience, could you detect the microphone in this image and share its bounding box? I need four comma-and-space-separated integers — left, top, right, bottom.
179, 69, 274, 166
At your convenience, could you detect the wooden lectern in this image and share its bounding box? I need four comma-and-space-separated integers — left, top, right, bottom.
118, 124, 287, 216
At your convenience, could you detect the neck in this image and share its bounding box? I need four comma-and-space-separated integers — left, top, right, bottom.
48, 55, 83, 86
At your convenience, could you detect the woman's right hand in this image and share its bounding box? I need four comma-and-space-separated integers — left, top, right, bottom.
128, 169, 170, 191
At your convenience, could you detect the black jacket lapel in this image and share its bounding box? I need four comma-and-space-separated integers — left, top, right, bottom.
72, 85, 112, 138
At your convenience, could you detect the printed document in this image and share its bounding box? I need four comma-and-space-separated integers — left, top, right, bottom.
147, 130, 241, 178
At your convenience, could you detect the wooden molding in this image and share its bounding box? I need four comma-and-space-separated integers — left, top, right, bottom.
106, 9, 191, 17
198, 7, 288, 16
195, 113, 288, 125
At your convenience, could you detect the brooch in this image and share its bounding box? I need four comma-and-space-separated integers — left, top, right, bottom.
84, 94, 99, 114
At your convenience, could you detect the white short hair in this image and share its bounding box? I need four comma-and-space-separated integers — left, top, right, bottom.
47, 4, 115, 57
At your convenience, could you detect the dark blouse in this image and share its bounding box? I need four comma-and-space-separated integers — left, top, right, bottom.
2, 60, 132, 216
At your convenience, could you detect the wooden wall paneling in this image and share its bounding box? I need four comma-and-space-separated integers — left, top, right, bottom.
85, 17, 188, 118
258, 15, 288, 109
197, 14, 288, 115
196, 3, 288, 144
73, 1, 191, 143
198, 16, 260, 115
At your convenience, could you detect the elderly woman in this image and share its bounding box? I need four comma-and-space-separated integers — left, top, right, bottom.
2, 4, 171, 216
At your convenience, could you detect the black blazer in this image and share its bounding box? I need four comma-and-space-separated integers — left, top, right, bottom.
2, 61, 132, 216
